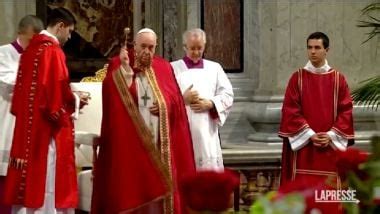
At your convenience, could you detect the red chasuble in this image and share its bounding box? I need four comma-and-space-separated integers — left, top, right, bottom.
91, 55, 195, 214
3, 34, 78, 208
279, 69, 354, 186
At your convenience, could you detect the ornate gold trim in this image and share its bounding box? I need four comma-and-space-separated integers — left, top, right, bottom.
333, 70, 338, 120
298, 69, 303, 96
278, 124, 309, 137
304, 68, 336, 75
291, 151, 297, 181
331, 127, 355, 139
295, 168, 342, 189
112, 68, 172, 194
10, 42, 53, 203
296, 169, 338, 176
80, 68, 107, 82
145, 67, 173, 213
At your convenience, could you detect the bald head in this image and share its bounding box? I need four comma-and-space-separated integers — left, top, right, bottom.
18, 15, 44, 34
17, 15, 44, 49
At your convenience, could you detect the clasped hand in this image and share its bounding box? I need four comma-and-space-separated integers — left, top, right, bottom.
311, 132, 332, 148
183, 85, 213, 113
149, 101, 159, 116
73, 91, 91, 109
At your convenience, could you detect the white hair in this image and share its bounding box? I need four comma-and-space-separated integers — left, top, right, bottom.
183, 28, 206, 45
135, 27, 157, 39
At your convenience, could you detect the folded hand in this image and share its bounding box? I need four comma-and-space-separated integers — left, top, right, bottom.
149, 101, 159, 116
190, 98, 214, 113
311, 132, 331, 148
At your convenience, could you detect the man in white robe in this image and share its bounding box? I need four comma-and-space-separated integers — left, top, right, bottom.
0, 15, 43, 213
171, 28, 234, 170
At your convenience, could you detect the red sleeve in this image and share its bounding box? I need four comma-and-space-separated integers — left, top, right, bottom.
278, 71, 309, 137
39, 46, 75, 122
332, 73, 354, 144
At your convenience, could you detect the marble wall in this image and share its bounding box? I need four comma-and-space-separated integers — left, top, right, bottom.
0, 0, 36, 45
164, 0, 380, 146
0, 1, 378, 146
252, 1, 380, 95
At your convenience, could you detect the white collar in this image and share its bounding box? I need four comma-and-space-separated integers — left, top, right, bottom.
304, 60, 331, 73
40, 30, 59, 43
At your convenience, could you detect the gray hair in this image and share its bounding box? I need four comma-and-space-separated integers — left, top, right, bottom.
18, 15, 44, 34
182, 28, 206, 45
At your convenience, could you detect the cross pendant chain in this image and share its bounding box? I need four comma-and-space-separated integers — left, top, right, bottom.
138, 75, 152, 107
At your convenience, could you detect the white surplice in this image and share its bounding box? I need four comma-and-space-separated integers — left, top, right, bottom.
171, 59, 234, 170
0, 42, 20, 176
135, 72, 159, 145
119, 66, 159, 144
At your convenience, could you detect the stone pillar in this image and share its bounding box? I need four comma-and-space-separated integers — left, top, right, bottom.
0, 0, 36, 45
144, 0, 163, 54
162, 0, 182, 61
133, 0, 142, 33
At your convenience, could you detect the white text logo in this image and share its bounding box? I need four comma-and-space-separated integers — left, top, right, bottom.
314, 189, 359, 203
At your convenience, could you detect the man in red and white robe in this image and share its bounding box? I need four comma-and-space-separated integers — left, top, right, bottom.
279, 32, 354, 213
3, 8, 82, 214
91, 28, 195, 214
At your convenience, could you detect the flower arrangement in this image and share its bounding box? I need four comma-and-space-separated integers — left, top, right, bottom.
250, 136, 380, 214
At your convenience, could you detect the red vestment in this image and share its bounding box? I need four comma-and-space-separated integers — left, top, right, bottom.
279, 68, 355, 184
278, 68, 354, 212
91, 55, 195, 214
3, 34, 78, 208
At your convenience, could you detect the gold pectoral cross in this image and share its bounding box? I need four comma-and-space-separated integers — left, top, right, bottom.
141, 91, 151, 106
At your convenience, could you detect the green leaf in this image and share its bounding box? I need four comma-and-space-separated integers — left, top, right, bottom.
352, 75, 380, 110
361, 3, 380, 15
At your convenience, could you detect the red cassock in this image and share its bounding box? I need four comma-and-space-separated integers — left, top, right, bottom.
91, 55, 196, 214
278, 69, 354, 213
3, 34, 78, 208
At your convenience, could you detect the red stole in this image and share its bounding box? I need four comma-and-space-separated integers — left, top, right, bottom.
4, 34, 78, 208
279, 69, 354, 186
91, 56, 195, 213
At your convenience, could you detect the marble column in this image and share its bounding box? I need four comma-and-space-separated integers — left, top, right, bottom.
0, 0, 36, 45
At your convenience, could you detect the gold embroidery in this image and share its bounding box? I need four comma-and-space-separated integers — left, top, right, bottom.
295, 168, 342, 190
291, 151, 297, 181
80, 68, 107, 82
13, 41, 53, 202
298, 69, 303, 96
113, 68, 172, 192
331, 127, 355, 139
278, 124, 309, 137
145, 68, 173, 213
333, 70, 338, 120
